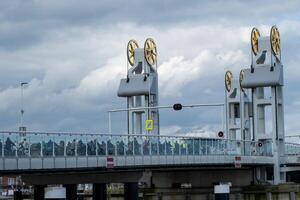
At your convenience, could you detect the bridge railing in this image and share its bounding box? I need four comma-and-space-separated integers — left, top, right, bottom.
0, 131, 272, 158
285, 142, 300, 155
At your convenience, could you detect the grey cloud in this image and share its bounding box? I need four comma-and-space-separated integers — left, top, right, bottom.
0, 1, 300, 134
1, 0, 299, 51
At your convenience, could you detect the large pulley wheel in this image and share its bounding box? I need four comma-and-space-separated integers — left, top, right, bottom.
225, 70, 233, 92
251, 27, 260, 56
144, 38, 157, 65
270, 26, 280, 55
239, 70, 245, 92
127, 39, 139, 66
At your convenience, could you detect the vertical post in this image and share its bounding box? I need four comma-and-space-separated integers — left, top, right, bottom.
108, 112, 112, 134
19, 82, 28, 132
222, 104, 225, 132
225, 89, 228, 138
93, 183, 107, 200
271, 86, 285, 184
128, 98, 134, 135
65, 184, 77, 200
124, 182, 138, 200
34, 185, 46, 200
20, 83, 24, 128
135, 96, 142, 134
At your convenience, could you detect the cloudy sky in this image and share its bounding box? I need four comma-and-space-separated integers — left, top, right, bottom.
0, 0, 300, 137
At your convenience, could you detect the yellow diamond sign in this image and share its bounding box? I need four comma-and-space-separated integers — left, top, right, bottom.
145, 119, 154, 131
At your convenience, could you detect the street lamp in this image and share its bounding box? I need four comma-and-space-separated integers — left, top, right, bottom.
19, 82, 28, 132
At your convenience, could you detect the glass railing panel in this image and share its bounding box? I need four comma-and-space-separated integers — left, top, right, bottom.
243, 141, 251, 156
30, 134, 42, 157
237, 141, 242, 155
194, 139, 199, 155
97, 136, 107, 156
166, 137, 172, 155
220, 140, 226, 155
86, 135, 96, 156
0, 132, 287, 159
134, 136, 142, 155
187, 139, 193, 155
212, 139, 218, 155
77, 136, 87, 156
42, 134, 54, 157
173, 138, 180, 155
207, 139, 212, 155
66, 135, 76, 156
54, 134, 65, 157
229, 140, 237, 155
125, 136, 133, 156
217, 139, 223, 155
159, 137, 166, 155
199, 139, 206, 155
107, 136, 116, 156
285, 144, 288, 153
214, 139, 222, 155
0, 134, 3, 157
150, 136, 158, 155
4, 133, 16, 157
17, 134, 30, 157
285, 143, 300, 155
265, 140, 273, 156
250, 141, 256, 156
180, 138, 187, 155
142, 136, 150, 155
116, 136, 125, 156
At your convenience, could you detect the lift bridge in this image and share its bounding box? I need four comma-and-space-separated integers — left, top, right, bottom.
1, 27, 300, 200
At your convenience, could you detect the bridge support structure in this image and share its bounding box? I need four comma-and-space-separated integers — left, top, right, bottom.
240, 26, 285, 184
64, 184, 77, 200
118, 39, 159, 135
124, 182, 138, 200
225, 74, 251, 153
93, 183, 107, 200
34, 185, 46, 200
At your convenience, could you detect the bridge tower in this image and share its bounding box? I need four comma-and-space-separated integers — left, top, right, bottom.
118, 38, 159, 135
225, 71, 251, 155
241, 26, 285, 184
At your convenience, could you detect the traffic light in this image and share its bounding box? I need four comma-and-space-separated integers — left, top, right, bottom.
173, 103, 182, 111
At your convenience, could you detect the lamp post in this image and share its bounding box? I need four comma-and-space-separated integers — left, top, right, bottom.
19, 82, 28, 132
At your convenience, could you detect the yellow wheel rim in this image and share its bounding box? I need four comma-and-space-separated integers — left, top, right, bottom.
239, 70, 245, 92
270, 26, 280, 55
144, 38, 157, 65
251, 27, 260, 56
225, 70, 233, 92
127, 39, 139, 66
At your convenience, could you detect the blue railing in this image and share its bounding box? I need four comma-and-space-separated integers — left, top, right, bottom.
0, 131, 273, 158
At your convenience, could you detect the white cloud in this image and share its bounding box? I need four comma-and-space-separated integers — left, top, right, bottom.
0, 1, 300, 135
